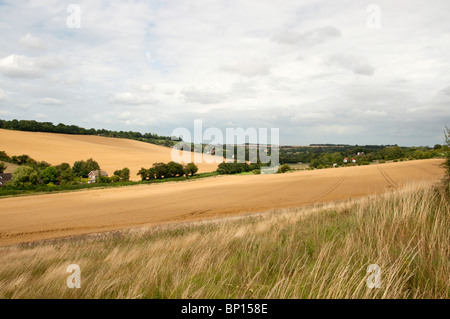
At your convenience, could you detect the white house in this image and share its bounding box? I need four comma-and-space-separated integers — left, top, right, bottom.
88, 170, 108, 183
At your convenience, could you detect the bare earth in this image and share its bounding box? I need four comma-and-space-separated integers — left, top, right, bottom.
0, 128, 219, 180
0, 158, 443, 246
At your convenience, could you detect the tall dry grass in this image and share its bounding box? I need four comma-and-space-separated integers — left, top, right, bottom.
0, 181, 448, 299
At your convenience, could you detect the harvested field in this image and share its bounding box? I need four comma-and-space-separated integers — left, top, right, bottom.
0, 128, 219, 180
0, 158, 443, 246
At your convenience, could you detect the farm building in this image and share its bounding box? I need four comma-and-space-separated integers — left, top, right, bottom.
0, 173, 12, 187
88, 170, 108, 183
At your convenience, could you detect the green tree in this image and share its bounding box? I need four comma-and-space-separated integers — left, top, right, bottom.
86, 158, 100, 172
60, 168, 75, 184
0, 162, 6, 173
56, 162, 71, 173
278, 164, 292, 173
73, 160, 88, 177
11, 166, 40, 187
114, 167, 130, 181
184, 162, 199, 176
167, 161, 184, 177
0, 151, 11, 162
153, 162, 168, 179
41, 166, 59, 184
137, 167, 148, 181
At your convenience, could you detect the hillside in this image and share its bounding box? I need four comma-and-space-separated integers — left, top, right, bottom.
0, 181, 448, 298
0, 158, 443, 246
0, 128, 219, 180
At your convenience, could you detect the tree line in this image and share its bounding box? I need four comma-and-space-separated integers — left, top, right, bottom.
137, 162, 198, 180
0, 151, 130, 187
0, 119, 179, 147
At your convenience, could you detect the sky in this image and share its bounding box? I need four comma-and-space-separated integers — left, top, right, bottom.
0, 0, 449, 146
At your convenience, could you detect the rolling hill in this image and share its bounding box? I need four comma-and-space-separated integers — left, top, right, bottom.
0, 128, 219, 180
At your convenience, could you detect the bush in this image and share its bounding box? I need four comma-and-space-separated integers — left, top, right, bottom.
0, 162, 6, 173
41, 166, 59, 184
216, 162, 250, 174
277, 164, 292, 173
114, 167, 130, 181
184, 162, 198, 176
167, 162, 184, 178
11, 166, 40, 187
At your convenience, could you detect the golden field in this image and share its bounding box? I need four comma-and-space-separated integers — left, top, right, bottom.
0, 180, 448, 298
0, 158, 444, 246
0, 128, 219, 180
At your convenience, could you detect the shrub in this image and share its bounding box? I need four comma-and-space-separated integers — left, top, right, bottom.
11, 166, 40, 187
277, 164, 292, 173
184, 163, 198, 176
41, 166, 59, 184
114, 167, 131, 181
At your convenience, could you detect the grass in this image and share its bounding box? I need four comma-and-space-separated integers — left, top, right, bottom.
0, 180, 448, 299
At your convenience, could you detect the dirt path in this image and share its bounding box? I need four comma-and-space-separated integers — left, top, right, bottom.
0, 159, 444, 246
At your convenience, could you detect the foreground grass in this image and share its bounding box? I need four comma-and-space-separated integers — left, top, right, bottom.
0, 181, 448, 298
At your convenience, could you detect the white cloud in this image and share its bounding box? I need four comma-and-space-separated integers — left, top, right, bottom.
0, 0, 448, 146
181, 87, 227, 104
271, 26, 341, 46
108, 92, 155, 105
326, 54, 375, 76
222, 61, 271, 77
38, 97, 62, 105
19, 33, 46, 50
0, 54, 64, 78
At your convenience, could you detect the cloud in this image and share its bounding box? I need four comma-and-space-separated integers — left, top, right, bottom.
181, 87, 227, 104
0, 89, 10, 101
271, 26, 341, 46
326, 54, 375, 76
19, 33, 46, 50
0, 0, 449, 146
222, 61, 270, 77
0, 54, 64, 78
108, 92, 155, 105
38, 97, 62, 105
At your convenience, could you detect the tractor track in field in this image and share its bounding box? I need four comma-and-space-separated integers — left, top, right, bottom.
377, 165, 398, 188
312, 170, 349, 203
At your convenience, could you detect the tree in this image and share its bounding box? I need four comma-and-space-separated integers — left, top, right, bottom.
184, 162, 198, 176
73, 158, 100, 177
152, 162, 168, 179
59, 168, 75, 184
114, 167, 130, 181
56, 162, 71, 173
0, 162, 6, 173
110, 175, 120, 183
11, 166, 40, 187
167, 161, 184, 177
86, 158, 100, 172
0, 151, 11, 162
41, 166, 59, 184
137, 167, 148, 181
278, 164, 292, 173
11, 154, 36, 165
73, 160, 88, 177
